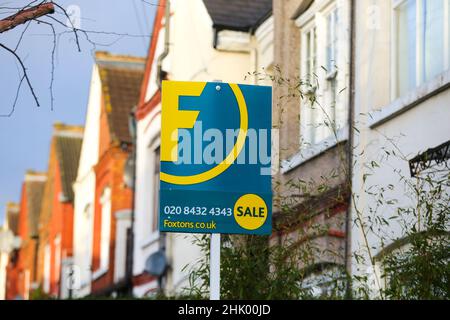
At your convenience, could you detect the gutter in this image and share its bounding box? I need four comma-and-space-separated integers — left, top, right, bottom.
156, 0, 171, 88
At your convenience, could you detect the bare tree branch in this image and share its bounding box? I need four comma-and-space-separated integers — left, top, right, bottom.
1, 1, 153, 116
0, 2, 54, 33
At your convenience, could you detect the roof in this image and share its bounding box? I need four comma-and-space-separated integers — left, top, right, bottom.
55, 134, 83, 202
5, 202, 19, 235
203, 0, 272, 32
96, 52, 145, 144
24, 173, 47, 238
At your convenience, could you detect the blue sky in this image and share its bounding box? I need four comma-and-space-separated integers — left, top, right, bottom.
0, 0, 156, 223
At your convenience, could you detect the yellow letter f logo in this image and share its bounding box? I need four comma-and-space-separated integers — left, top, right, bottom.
161, 81, 206, 162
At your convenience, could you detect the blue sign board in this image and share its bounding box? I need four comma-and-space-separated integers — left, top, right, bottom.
159, 81, 272, 235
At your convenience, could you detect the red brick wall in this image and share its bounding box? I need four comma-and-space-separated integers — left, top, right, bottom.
91, 146, 133, 294
7, 182, 40, 299
5, 262, 19, 300
36, 143, 75, 298
13, 183, 28, 299
99, 96, 112, 158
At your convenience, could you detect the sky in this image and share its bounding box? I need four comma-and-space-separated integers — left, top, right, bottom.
0, 0, 157, 224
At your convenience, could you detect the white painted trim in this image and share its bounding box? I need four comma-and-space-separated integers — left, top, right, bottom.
53, 130, 83, 139
24, 173, 47, 182
368, 69, 450, 128
133, 279, 158, 298
115, 209, 132, 221
215, 30, 252, 52
255, 16, 273, 42
92, 267, 108, 281
281, 126, 349, 174
140, 232, 160, 249
295, 0, 337, 27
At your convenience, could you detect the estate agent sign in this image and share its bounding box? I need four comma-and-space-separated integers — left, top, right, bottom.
159, 81, 272, 235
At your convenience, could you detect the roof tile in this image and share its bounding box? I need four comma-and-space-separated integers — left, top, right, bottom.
203, 0, 272, 32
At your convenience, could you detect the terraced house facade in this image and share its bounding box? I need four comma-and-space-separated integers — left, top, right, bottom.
1, 0, 448, 301
37, 124, 83, 299
73, 52, 144, 298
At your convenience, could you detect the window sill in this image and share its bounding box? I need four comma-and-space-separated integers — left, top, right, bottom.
140, 232, 160, 250
281, 127, 349, 174
92, 267, 108, 281
369, 69, 450, 129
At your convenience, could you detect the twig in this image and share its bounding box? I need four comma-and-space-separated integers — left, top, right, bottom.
0, 74, 25, 117
34, 18, 55, 110
0, 42, 40, 107
50, 1, 80, 52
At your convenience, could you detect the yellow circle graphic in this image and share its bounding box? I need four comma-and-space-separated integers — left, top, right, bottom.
234, 194, 268, 231
160, 83, 248, 185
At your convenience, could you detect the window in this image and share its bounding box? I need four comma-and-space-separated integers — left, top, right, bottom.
43, 244, 51, 293
301, 25, 319, 147
81, 203, 93, 279
152, 146, 161, 232
299, 2, 347, 149
54, 235, 61, 285
394, 0, 450, 98
326, 9, 339, 75
99, 187, 111, 271
325, 7, 340, 135
305, 27, 318, 85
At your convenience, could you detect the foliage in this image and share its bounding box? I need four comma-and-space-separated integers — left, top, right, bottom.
379, 171, 450, 300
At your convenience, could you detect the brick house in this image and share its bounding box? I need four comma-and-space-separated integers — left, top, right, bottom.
7, 172, 46, 300
1, 203, 20, 300
0, 202, 19, 300
72, 52, 144, 298
36, 124, 83, 298
271, 0, 351, 295
132, 0, 273, 297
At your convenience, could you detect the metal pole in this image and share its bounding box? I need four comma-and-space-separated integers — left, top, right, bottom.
210, 233, 220, 300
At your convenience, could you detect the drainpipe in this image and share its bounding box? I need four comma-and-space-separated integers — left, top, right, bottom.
345, 0, 356, 299
156, 0, 171, 88
126, 107, 138, 296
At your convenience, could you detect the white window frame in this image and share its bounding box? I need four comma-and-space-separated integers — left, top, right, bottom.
325, 6, 339, 77
113, 210, 131, 283
43, 243, 51, 293
298, 0, 348, 150
140, 137, 161, 249
300, 20, 318, 147
54, 234, 61, 287
99, 187, 111, 273
24, 269, 30, 300
392, 0, 450, 100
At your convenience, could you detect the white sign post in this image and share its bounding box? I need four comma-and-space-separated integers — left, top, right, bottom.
210, 233, 220, 300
